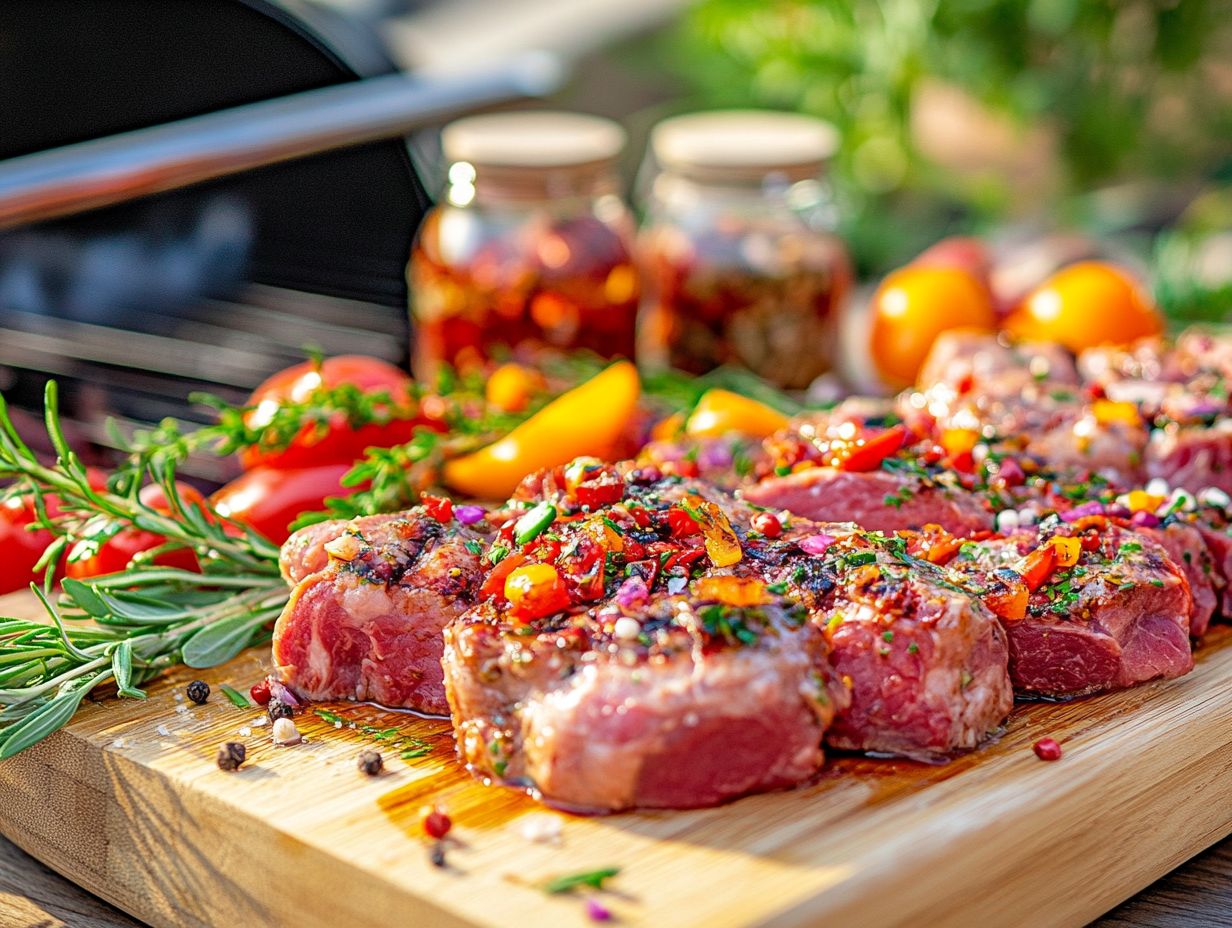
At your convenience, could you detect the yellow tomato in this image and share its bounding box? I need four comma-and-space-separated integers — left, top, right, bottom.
442, 361, 640, 500
869, 267, 997, 388
1004, 261, 1162, 353
685, 389, 790, 439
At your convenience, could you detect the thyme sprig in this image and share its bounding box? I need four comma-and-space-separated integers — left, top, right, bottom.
0, 384, 289, 759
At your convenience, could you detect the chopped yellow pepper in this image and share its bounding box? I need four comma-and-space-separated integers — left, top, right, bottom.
685, 389, 790, 439
1049, 536, 1083, 568
442, 361, 640, 501
1126, 489, 1165, 513
694, 576, 771, 607
688, 495, 743, 567
940, 428, 979, 458
1091, 399, 1141, 428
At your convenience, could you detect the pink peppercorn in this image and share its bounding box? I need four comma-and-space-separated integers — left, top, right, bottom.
1033, 737, 1063, 761
585, 898, 612, 922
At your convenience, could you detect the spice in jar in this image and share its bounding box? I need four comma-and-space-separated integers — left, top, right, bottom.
410, 111, 639, 378
638, 110, 851, 389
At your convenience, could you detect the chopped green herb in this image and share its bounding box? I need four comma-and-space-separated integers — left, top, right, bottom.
464, 540, 483, 556
882, 630, 894, 642
219, 684, 251, 709
314, 709, 345, 725
1149, 578, 1165, 588
543, 867, 621, 895
907, 642, 919, 654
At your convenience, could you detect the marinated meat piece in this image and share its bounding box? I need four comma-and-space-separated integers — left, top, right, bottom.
443, 591, 844, 812
918, 330, 1079, 393
743, 467, 992, 536
741, 529, 1012, 760
273, 510, 490, 714
751, 415, 992, 535
1146, 521, 1218, 638
1146, 422, 1232, 496
951, 521, 1193, 697
279, 513, 405, 585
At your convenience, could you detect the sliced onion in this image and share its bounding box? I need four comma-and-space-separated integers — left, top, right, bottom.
799, 533, 836, 556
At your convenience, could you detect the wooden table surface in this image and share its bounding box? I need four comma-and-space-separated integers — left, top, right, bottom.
2, 830, 1229, 928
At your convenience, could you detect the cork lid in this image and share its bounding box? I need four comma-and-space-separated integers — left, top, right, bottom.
651, 110, 839, 181
441, 111, 627, 169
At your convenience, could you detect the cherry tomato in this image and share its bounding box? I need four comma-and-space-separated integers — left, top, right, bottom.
504, 563, 570, 621
240, 356, 427, 470
210, 463, 354, 544
1003, 261, 1162, 353
869, 267, 997, 388
66, 482, 205, 579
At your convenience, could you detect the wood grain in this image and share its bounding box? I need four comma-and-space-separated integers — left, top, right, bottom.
0, 589, 1230, 928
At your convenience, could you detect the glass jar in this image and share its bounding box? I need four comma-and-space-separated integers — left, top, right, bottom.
409, 111, 639, 378
637, 111, 852, 389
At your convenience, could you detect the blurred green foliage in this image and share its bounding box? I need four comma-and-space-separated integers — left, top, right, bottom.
667, 0, 1232, 275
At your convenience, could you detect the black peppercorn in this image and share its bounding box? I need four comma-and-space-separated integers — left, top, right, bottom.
267, 698, 294, 722
186, 680, 210, 705
357, 749, 383, 777
429, 842, 447, 868
216, 742, 246, 771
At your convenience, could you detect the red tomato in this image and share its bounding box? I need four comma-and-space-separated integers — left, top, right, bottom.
0, 496, 55, 593
240, 356, 429, 470
66, 482, 204, 579
210, 463, 354, 544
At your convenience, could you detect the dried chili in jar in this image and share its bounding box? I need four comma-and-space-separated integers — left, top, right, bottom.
409, 111, 639, 378
637, 111, 851, 389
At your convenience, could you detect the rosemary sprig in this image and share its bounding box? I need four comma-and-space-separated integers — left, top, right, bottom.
0, 383, 289, 759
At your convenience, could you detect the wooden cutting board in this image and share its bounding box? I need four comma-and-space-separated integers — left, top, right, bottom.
1, 587, 1231, 928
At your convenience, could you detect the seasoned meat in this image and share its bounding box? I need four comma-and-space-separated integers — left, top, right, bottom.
273, 510, 490, 714
279, 513, 404, 585
1146, 423, 1232, 496
443, 592, 844, 812
1145, 521, 1218, 638
743, 467, 992, 536
918, 330, 1079, 393
951, 522, 1193, 697
741, 529, 1012, 760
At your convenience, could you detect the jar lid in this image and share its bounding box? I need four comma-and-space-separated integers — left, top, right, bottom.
651, 110, 839, 181
441, 111, 627, 169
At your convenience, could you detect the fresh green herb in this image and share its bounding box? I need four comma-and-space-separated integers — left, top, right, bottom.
315, 709, 345, 725
0, 384, 287, 760
488, 545, 510, 566
907, 642, 919, 654
1149, 578, 1165, 588
542, 867, 621, 895
464, 540, 484, 556
882, 630, 894, 643
219, 684, 252, 709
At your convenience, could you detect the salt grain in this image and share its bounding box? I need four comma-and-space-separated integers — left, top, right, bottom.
111, 738, 126, 748
156, 724, 170, 737
252, 716, 269, 727
519, 813, 563, 844
238, 727, 252, 737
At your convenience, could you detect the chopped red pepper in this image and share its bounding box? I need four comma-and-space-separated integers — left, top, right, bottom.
1018, 544, 1057, 592
422, 494, 453, 522
480, 551, 529, 600
666, 507, 701, 537
834, 425, 907, 473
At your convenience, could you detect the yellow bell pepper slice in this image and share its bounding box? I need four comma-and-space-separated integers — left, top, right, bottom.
442, 361, 640, 500
685, 389, 790, 439
1091, 399, 1141, 428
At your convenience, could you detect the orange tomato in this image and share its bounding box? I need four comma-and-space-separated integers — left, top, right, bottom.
869, 267, 997, 388
1003, 261, 1162, 353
